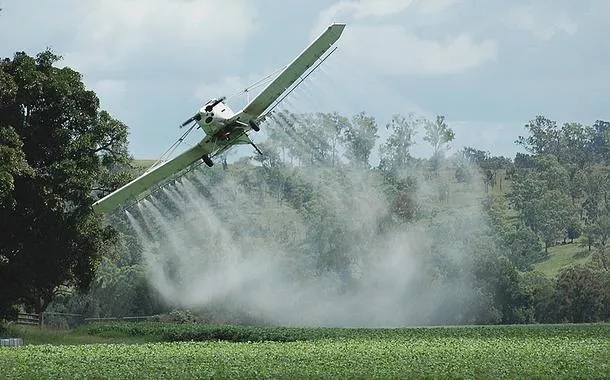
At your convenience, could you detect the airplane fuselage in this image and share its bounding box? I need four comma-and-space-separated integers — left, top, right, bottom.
196, 99, 236, 135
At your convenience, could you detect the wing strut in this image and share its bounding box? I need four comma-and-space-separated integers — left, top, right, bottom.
147, 121, 197, 172
250, 141, 263, 155
261, 45, 338, 120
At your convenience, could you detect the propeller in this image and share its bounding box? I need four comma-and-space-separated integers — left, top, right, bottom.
179, 95, 226, 128
180, 113, 201, 128
204, 95, 226, 112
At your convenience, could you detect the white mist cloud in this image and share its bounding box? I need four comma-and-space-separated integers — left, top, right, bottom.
120, 132, 492, 327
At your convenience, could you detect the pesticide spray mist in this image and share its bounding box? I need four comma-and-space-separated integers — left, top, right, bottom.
113, 55, 497, 326
116, 110, 493, 327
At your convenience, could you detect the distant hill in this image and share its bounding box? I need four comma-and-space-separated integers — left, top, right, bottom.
132, 159, 157, 171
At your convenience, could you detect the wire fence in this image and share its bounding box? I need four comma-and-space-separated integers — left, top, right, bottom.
15, 313, 157, 329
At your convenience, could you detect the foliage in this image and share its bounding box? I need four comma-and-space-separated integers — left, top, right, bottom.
342, 111, 378, 167
4, 50, 607, 328
424, 115, 455, 172
0, 125, 33, 209
79, 321, 610, 342
0, 50, 131, 319
555, 264, 607, 323
379, 113, 420, 173
1, 325, 608, 379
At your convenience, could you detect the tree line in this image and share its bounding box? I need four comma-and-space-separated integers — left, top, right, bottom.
1, 51, 608, 325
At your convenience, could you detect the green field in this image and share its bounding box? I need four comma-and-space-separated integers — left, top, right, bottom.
1, 323, 609, 379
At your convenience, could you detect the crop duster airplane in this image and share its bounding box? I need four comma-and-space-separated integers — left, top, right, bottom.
92, 23, 346, 215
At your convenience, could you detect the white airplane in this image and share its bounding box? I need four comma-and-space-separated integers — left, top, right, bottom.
92, 23, 346, 214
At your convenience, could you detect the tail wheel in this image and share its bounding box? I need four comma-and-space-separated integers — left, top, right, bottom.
249, 119, 260, 132
202, 154, 214, 167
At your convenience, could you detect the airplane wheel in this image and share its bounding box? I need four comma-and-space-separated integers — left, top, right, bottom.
202, 154, 214, 167
249, 119, 260, 132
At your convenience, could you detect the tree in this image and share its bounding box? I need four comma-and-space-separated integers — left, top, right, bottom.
520, 271, 557, 323
379, 113, 420, 173
462, 146, 488, 166
484, 155, 512, 191
424, 115, 454, 172
588, 120, 610, 164
558, 122, 595, 168
0, 125, 33, 209
0, 50, 130, 319
516, 116, 561, 157
508, 165, 575, 252
513, 152, 537, 170
555, 264, 606, 322
319, 112, 350, 167
343, 111, 378, 167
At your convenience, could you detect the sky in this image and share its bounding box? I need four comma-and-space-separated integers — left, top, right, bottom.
1, 0, 608, 161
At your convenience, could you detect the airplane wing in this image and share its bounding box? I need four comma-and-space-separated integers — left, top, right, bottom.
237, 23, 346, 120
91, 23, 346, 215
92, 142, 212, 214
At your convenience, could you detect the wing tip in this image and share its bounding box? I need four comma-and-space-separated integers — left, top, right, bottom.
329, 22, 346, 31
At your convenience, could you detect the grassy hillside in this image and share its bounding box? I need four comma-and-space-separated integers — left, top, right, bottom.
534, 244, 593, 276
132, 159, 157, 172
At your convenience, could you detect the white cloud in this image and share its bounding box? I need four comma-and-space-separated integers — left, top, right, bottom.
318, 0, 413, 22
313, 0, 494, 76
505, 4, 578, 41
63, 0, 257, 74
1, 0, 257, 75
314, 0, 456, 31
316, 0, 456, 25
312, 0, 414, 36
339, 25, 497, 76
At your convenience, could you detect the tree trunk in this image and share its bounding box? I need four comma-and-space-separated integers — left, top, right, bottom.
34, 296, 47, 327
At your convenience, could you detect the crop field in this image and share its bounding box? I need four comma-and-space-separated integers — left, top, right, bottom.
1, 323, 609, 379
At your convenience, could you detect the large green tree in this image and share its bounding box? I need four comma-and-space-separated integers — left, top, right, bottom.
0, 51, 130, 319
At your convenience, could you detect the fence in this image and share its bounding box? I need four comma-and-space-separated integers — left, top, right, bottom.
16, 312, 85, 329
83, 316, 155, 323
15, 313, 156, 328
0, 338, 23, 347
16, 313, 40, 326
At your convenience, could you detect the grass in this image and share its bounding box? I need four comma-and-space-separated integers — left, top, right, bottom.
3, 325, 152, 346
535, 243, 592, 277
1, 323, 608, 379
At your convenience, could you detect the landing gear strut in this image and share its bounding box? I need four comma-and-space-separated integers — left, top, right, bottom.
250, 142, 263, 155
249, 119, 260, 132
202, 154, 214, 167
